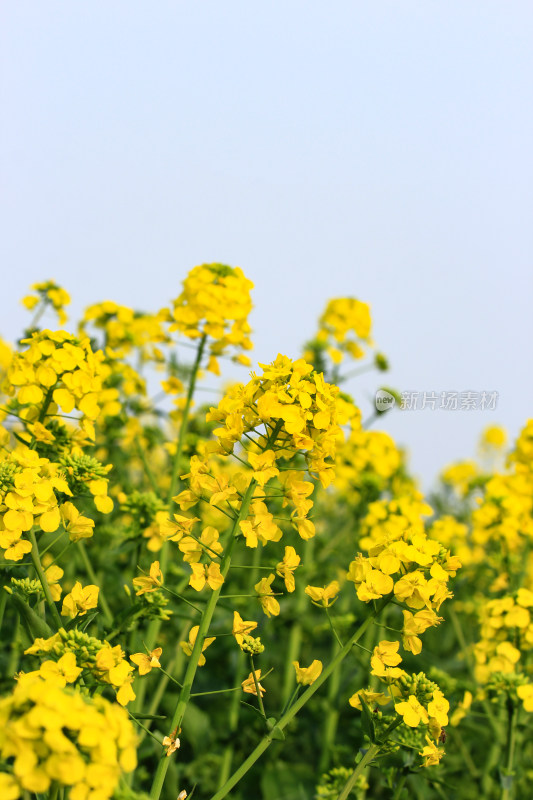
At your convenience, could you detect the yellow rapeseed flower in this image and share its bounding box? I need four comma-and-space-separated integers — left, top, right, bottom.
292, 659, 323, 685
305, 580, 340, 607
61, 581, 99, 619
133, 561, 163, 595
130, 648, 163, 676
242, 669, 265, 697
179, 626, 215, 666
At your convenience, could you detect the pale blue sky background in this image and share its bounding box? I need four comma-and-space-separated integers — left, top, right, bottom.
1, 2, 532, 487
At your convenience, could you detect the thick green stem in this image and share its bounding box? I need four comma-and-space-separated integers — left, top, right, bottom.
218, 545, 264, 788
339, 718, 403, 800
501, 701, 517, 800
29, 529, 62, 629
209, 598, 390, 800
137, 621, 191, 745
38, 388, 54, 424
136, 336, 207, 713
149, 479, 256, 800
337, 742, 381, 800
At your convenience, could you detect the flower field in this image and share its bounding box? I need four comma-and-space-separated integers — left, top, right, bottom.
0, 266, 532, 800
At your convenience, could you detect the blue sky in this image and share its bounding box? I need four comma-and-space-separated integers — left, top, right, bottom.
1, 1, 532, 486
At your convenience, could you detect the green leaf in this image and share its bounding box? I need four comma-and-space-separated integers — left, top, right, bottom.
269, 725, 285, 741
359, 696, 376, 742
7, 590, 53, 639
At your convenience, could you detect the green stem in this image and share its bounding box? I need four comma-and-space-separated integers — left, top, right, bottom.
281, 538, 314, 707
49, 783, 60, 800
167, 334, 207, 508
318, 633, 342, 774
481, 737, 502, 796
337, 742, 381, 800
453, 728, 479, 779
501, 701, 517, 800
0, 586, 7, 635
38, 388, 54, 424
161, 333, 207, 577
325, 607, 344, 647
218, 647, 246, 788
449, 606, 500, 738
249, 655, 266, 718
137, 622, 191, 745
217, 545, 264, 789
136, 440, 160, 495
191, 686, 242, 697
159, 666, 182, 688
392, 772, 407, 800
137, 335, 208, 704
78, 541, 113, 626
149, 479, 257, 800
209, 598, 390, 800
339, 718, 403, 800
6, 612, 21, 676
29, 529, 62, 629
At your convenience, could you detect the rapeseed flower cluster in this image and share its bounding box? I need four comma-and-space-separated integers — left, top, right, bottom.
0, 444, 111, 560
164, 263, 254, 372
348, 496, 460, 645
350, 668, 448, 766
0, 271, 487, 799
0, 673, 136, 799
303, 297, 373, 367
4, 329, 120, 429
22, 280, 71, 327
206, 353, 356, 487
80, 300, 170, 363
473, 591, 533, 682
0, 446, 70, 561
25, 628, 136, 706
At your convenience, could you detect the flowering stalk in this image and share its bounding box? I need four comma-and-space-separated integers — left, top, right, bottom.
78, 541, 113, 626
162, 332, 207, 572
336, 716, 404, 800
336, 742, 381, 800
149, 479, 257, 800
218, 545, 264, 789
209, 597, 390, 800
28, 529, 62, 629
501, 700, 517, 800
135, 334, 207, 717
280, 538, 314, 708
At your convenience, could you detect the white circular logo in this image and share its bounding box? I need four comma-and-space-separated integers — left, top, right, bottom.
375, 389, 396, 412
